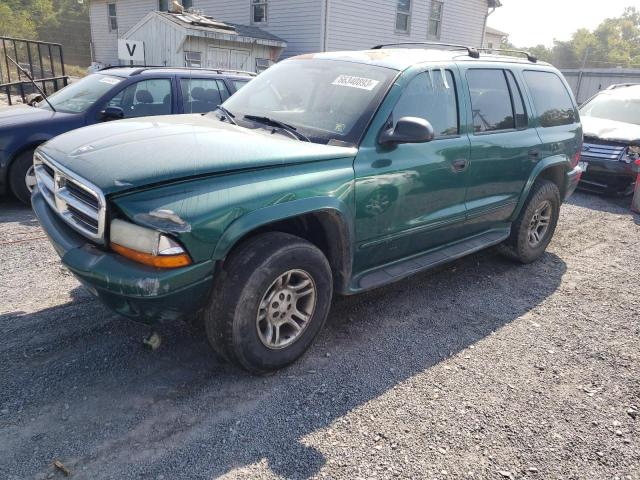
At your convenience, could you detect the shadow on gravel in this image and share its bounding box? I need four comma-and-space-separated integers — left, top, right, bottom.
0, 198, 38, 227
0, 249, 567, 479
568, 190, 636, 217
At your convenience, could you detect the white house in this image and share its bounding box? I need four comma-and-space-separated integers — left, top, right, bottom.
89, 0, 502, 70
483, 25, 508, 50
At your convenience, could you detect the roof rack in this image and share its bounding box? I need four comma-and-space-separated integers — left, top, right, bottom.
606, 83, 640, 90
372, 42, 480, 59
477, 48, 538, 63
98, 65, 256, 76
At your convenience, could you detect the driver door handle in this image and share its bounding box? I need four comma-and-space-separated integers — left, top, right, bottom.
452, 159, 469, 172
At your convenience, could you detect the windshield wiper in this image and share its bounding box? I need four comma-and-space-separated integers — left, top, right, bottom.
216, 105, 237, 125
6, 55, 56, 112
244, 114, 310, 142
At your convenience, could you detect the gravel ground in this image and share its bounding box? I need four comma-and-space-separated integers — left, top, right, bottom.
0, 192, 639, 480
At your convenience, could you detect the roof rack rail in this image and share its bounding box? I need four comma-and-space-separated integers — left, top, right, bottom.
606, 83, 640, 90
98, 65, 257, 76
477, 48, 538, 63
372, 42, 480, 59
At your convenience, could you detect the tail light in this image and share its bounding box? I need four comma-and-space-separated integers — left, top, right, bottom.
571, 142, 582, 168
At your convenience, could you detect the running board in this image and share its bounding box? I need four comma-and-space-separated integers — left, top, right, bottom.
354, 229, 510, 291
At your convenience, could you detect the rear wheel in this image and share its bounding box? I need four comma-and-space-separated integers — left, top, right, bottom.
498, 179, 560, 264
9, 149, 37, 206
204, 232, 333, 374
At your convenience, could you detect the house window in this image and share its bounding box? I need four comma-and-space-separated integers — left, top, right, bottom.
428, 1, 444, 40
107, 3, 117, 32
183, 0, 193, 9
158, 0, 168, 10
395, 0, 411, 33
252, 0, 267, 23
184, 51, 202, 68
256, 58, 272, 73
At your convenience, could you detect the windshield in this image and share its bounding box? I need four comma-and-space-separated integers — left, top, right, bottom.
221, 59, 398, 145
37, 73, 124, 113
580, 90, 640, 126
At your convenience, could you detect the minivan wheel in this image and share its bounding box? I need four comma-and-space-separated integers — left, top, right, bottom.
9, 149, 37, 206
204, 232, 333, 374
498, 179, 560, 264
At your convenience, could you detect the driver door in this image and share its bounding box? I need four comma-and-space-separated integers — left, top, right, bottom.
354, 67, 470, 271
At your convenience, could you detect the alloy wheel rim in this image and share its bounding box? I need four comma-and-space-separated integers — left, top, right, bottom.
528, 200, 552, 247
25, 166, 37, 192
256, 269, 317, 349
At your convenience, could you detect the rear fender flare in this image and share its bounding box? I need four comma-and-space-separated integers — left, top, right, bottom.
511, 155, 570, 220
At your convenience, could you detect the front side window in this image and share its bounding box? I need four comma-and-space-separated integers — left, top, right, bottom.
580, 89, 640, 126
428, 1, 444, 40
524, 70, 577, 127
107, 3, 117, 32
396, 0, 411, 32
180, 78, 230, 113
106, 79, 172, 118
222, 59, 397, 145
467, 69, 519, 133
392, 69, 458, 137
252, 0, 267, 23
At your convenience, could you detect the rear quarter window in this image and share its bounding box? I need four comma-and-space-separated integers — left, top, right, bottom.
523, 71, 576, 127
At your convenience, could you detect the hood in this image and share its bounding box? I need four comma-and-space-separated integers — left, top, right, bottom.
39, 114, 358, 195
0, 104, 76, 128
582, 116, 640, 144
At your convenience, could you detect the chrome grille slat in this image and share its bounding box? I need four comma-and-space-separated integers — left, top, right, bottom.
582, 142, 625, 162
33, 151, 106, 243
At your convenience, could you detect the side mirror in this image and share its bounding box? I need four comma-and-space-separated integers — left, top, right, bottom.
100, 106, 125, 121
379, 117, 435, 145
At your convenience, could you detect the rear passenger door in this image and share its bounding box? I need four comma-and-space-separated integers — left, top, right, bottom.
179, 77, 231, 114
462, 67, 538, 232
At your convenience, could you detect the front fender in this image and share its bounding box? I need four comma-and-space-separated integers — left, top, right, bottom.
511, 155, 570, 220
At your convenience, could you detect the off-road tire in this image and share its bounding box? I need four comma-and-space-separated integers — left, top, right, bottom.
9, 149, 36, 206
498, 179, 561, 264
204, 232, 333, 374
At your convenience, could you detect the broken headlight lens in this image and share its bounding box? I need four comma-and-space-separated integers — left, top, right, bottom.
110, 219, 191, 268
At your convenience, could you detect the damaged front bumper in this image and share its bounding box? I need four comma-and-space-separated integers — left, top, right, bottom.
32, 188, 215, 323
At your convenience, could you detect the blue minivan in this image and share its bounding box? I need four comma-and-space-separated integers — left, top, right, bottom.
0, 67, 253, 204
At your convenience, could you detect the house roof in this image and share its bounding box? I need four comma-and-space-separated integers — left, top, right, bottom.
485, 26, 508, 37
125, 11, 286, 48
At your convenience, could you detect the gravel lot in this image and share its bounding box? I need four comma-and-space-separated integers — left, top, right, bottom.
1, 192, 639, 480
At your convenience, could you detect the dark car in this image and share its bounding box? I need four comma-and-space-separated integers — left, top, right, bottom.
0, 67, 254, 204
578, 83, 640, 194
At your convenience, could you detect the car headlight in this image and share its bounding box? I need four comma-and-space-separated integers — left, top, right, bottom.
628, 145, 640, 161
110, 219, 191, 268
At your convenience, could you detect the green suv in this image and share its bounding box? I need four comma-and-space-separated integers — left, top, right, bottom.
32, 45, 583, 373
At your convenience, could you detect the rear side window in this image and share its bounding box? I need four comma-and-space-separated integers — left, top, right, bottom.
523, 70, 576, 127
180, 78, 230, 114
392, 69, 459, 137
467, 69, 519, 133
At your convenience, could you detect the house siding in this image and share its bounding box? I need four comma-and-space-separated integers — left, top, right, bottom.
194, 0, 322, 58
326, 0, 489, 52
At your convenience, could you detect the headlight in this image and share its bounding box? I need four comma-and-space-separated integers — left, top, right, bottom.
110, 219, 191, 268
628, 145, 640, 161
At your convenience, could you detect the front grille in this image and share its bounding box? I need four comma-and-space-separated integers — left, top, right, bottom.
582, 142, 626, 162
33, 151, 106, 243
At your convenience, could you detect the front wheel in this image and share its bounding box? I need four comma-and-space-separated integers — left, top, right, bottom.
9, 149, 37, 205
204, 232, 333, 374
498, 179, 560, 264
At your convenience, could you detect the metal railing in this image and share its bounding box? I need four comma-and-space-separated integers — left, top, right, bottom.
0, 37, 69, 105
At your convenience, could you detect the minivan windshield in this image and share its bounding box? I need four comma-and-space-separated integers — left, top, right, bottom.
580, 89, 640, 126
37, 73, 124, 113
220, 59, 397, 145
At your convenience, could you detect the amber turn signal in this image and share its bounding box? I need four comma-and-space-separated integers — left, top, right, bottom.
111, 242, 192, 268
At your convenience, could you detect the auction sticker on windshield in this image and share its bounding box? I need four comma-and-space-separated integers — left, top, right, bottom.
332, 75, 380, 91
